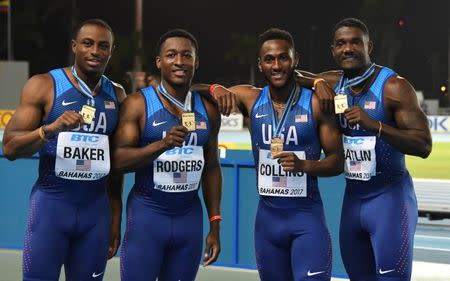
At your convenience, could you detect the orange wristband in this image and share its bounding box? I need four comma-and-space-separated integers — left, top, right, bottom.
38, 126, 48, 142
312, 78, 325, 90
209, 84, 222, 94
209, 215, 222, 222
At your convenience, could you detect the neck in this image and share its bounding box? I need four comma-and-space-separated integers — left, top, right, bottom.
344, 62, 372, 79
161, 79, 191, 103
73, 64, 102, 90
269, 78, 295, 104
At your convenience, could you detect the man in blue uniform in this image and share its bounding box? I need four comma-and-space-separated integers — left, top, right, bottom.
112, 29, 222, 281
204, 28, 343, 281
2, 19, 125, 280
298, 18, 432, 281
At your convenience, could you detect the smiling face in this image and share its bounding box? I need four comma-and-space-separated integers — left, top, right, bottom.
331, 26, 373, 74
258, 39, 298, 89
71, 23, 113, 76
156, 37, 198, 88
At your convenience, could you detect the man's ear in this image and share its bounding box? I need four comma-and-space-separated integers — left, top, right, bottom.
368, 40, 373, 55
156, 56, 161, 70
71, 39, 77, 54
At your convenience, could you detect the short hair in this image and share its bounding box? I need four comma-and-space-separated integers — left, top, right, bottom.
333, 18, 370, 38
156, 29, 198, 56
258, 28, 295, 51
72, 18, 114, 42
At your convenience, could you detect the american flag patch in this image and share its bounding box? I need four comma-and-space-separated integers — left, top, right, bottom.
349, 160, 361, 171
76, 159, 91, 171
173, 172, 187, 183
104, 100, 115, 109
364, 101, 376, 109
196, 121, 207, 130
295, 114, 308, 123
272, 176, 287, 187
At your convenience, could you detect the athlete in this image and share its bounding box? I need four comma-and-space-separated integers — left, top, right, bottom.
2, 19, 125, 281
299, 18, 432, 281
205, 28, 343, 281
112, 29, 222, 281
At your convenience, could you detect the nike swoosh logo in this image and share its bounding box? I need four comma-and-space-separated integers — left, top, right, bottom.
62, 100, 77, 106
152, 120, 167, 127
379, 269, 395, 275
255, 113, 268, 118
92, 272, 104, 278
307, 270, 325, 276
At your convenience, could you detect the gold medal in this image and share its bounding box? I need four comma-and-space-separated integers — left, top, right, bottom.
334, 94, 348, 114
182, 112, 196, 131
80, 105, 96, 124
270, 137, 283, 157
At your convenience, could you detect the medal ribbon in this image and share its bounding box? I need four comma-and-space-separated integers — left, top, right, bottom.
337, 63, 376, 93
70, 66, 102, 106
157, 82, 192, 112
269, 84, 299, 139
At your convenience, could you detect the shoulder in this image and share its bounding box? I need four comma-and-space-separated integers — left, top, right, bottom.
26, 73, 53, 89
110, 80, 127, 103
21, 73, 54, 103
120, 92, 145, 114
383, 74, 418, 108
384, 75, 416, 100
123, 91, 145, 106
384, 75, 414, 94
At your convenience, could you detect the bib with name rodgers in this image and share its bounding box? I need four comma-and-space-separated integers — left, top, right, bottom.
343, 135, 376, 181
153, 146, 205, 193
55, 132, 110, 180
258, 149, 306, 197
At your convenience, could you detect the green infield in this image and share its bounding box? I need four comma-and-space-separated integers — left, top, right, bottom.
406, 142, 450, 180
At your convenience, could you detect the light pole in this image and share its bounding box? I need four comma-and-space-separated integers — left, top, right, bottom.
132, 0, 143, 93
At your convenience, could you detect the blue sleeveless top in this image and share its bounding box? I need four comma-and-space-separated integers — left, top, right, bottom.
131, 86, 211, 214
36, 68, 119, 203
336, 66, 408, 196
250, 85, 322, 209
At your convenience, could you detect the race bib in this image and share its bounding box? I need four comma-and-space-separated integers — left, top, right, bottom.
258, 149, 307, 197
55, 132, 110, 181
153, 146, 204, 193
343, 135, 376, 181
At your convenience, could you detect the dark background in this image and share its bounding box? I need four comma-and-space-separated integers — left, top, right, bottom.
1, 0, 448, 104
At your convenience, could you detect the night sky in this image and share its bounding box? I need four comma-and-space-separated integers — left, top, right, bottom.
1, 0, 449, 102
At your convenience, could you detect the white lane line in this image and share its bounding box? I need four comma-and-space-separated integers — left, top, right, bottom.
415, 235, 450, 240
415, 246, 450, 252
